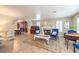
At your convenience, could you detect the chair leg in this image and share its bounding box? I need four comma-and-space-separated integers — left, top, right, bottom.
65, 39, 66, 45
73, 46, 76, 53
64, 39, 69, 50
73, 40, 77, 53
66, 40, 69, 50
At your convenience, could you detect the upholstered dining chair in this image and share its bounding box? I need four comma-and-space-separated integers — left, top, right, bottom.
73, 43, 79, 53
64, 30, 77, 49
50, 28, 59, 40
68, 30, 76, 34
66, 30, 77, 40
64, 30, 77, 39
68, 30, 79, 52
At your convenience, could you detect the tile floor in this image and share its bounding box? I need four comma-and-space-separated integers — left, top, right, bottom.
0, 33, 75, 53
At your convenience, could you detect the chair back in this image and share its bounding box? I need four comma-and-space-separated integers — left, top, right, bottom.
50, 28, 59, 39
35, 26, 40, 34
68, 30, 76, 34
30, 26, 40, 34
50, 28, 59, 36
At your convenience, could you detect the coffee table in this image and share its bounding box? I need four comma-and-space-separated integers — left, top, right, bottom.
34, 34, 50, 47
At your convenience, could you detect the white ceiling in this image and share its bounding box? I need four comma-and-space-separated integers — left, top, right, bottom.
5, 5, 79, 19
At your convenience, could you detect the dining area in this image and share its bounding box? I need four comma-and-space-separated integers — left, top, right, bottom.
31, 24, 79, 53
64, 30, 79, 53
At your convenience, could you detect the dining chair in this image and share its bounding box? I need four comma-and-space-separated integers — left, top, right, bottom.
67, 30, 77, 40
73, 43, 79, 53
68, 30, 76, 34
65, 30, 77, 49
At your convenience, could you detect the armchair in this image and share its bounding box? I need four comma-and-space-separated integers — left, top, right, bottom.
30, 26, 40, 34
50, 28, 59, 40
44, 29, 51, 35
34, 26, 40, 35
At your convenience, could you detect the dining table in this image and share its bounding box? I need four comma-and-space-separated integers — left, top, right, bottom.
64, 33, 79, 52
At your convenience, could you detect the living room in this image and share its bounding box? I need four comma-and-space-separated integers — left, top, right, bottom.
0, 5, 79, 53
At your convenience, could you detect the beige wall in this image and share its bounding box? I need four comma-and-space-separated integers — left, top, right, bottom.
0, 15, 14, 31
0, 6, 24, 37
0, 6, 24, 31
0, 6, 24, 17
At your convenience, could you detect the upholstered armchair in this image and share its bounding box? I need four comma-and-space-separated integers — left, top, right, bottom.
50, 28, 59, 40
34, 26, 40, 35
73, 43, 79, 52
44, 29, 51, 35
30, 26, 40, 34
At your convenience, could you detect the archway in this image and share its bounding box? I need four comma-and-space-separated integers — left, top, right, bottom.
15, 19, 28, 35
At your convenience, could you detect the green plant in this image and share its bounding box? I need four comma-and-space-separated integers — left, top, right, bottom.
69, 25, 76, 30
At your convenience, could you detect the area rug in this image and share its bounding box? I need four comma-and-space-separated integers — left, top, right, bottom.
23, 36, 61, 52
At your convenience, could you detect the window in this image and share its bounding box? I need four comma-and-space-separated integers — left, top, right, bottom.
36, 21, 40, 26
64, 21, 69, 29
56, 21, 62, 32
77, 17, 79, 33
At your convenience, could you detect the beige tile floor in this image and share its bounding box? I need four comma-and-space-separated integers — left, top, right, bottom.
0, 33, 75, 53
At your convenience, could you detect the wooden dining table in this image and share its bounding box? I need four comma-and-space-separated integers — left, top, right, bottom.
64, 33, 79, 52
